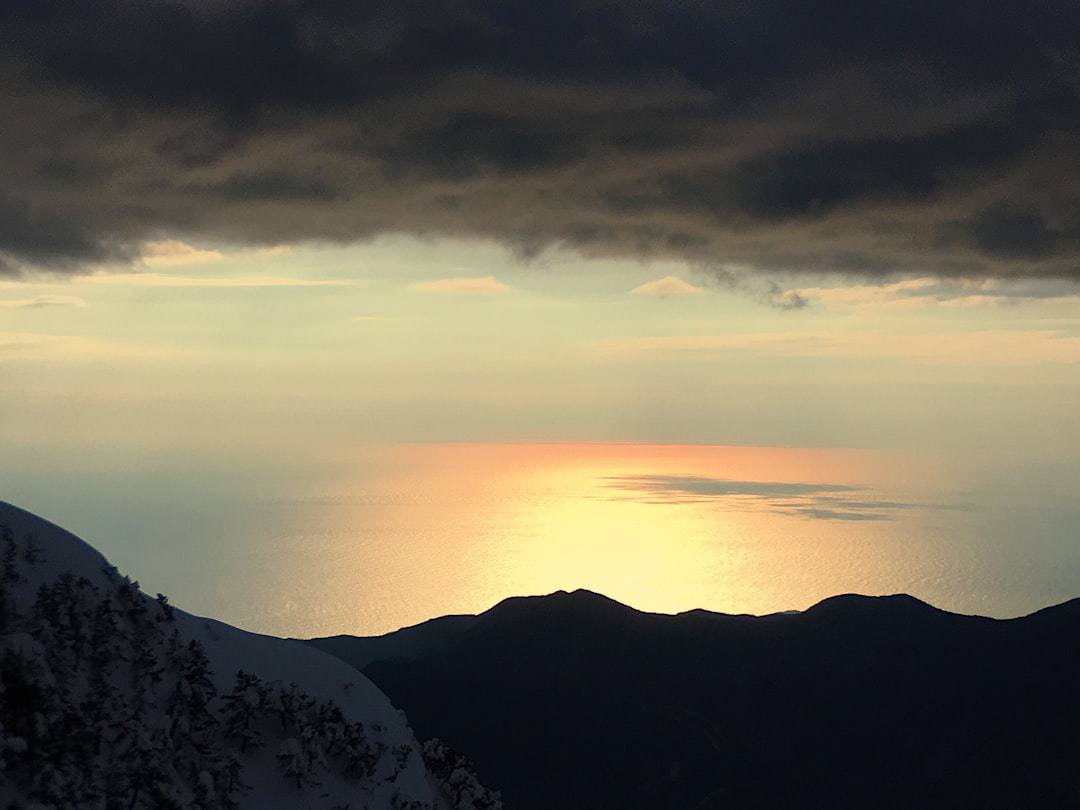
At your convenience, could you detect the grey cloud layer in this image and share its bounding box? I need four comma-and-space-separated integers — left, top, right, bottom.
605, 474, 916, 521
2, 0, 1078, 277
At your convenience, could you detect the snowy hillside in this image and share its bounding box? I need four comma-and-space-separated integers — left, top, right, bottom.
0, 502, 500, 810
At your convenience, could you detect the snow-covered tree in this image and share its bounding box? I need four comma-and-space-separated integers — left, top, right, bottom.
423, 738, 503, 810
221, 670, 266, 753
277, 736, 312, 789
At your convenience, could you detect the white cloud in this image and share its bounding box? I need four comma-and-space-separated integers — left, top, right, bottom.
412, 276, 508, 293
630, 275, 704, 296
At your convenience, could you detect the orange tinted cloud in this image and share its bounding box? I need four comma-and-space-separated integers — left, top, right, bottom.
141, 239, 224, 266
794, 277, 1080, 311
631, 276, 704, 296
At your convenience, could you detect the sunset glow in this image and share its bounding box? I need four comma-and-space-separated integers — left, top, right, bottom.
3, 237, 1079, 636
59, 439, 1025, 638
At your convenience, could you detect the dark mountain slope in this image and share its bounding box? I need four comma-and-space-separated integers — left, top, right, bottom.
308, 590, 1080, 809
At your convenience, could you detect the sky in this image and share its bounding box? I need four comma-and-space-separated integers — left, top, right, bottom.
2, 1, 1079, 633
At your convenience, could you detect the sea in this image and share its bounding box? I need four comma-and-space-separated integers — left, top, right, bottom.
99, 442, 1077, 638
15, 443, 1080, 638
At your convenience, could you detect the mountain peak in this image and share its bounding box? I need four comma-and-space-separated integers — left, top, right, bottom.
805, 592, 942, 615
480, 587, 642, 625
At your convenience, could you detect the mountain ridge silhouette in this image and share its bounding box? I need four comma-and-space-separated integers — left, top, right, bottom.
308, 588, 1080, 809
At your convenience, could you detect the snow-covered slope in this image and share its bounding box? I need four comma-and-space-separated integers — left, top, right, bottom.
0, 501, 500, 810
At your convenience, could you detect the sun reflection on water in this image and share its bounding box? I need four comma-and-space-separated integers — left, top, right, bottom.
230, 442, 962, 638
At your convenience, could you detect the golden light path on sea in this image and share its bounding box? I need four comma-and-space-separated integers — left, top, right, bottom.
226, 442, 967, 638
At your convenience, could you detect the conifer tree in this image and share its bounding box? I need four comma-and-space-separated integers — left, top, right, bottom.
277, 737, 310, 789
1, 524, 17, 584
221, 670, 266, 754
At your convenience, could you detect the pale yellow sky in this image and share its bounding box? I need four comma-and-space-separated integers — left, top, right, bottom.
3, 236, 1078, 455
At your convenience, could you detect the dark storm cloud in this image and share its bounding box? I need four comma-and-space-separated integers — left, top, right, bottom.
937, 204, 1080, 261
1, 0, 1078, 279
0, 194, 136, 268
708, 266, 810, 310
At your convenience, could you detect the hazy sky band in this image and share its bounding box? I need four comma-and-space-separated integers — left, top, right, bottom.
2, 0, 1079, 278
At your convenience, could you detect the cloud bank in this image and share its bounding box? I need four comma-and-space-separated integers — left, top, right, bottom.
1, 1, 1078, 281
